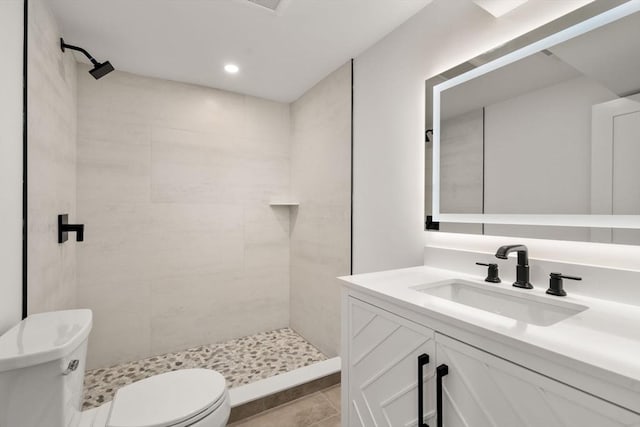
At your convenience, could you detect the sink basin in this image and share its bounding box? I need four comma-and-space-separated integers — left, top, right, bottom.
412, 279, 587, 326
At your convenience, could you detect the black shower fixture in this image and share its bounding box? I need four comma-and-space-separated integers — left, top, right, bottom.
425, 129, 434, 143
60, 38, 114, 80
58, 214, 84, 243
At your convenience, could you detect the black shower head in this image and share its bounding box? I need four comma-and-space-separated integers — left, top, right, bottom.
89, 61, 114, 80
60, 38, 114, 80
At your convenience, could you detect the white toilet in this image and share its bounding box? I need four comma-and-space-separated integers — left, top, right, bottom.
0, 309, 231, 427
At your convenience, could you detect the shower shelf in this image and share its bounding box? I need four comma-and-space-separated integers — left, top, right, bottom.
269, 201, 299, 206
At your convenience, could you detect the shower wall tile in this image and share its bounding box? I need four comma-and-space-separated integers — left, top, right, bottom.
27, 0, 78, 314
150, 130, 247, 204
77, 66, 292, 368
76, 203, 154, 283
243, 204, 290, 267
240, 264, 290, 326
77, 278, 152, 367
290, 204, 350, 357
77, 134, 151, 204
150, 127, 290, 204
149, 265, 289, 355
290, 62, 352, 357
149, 270, 245, 355
146, 203, 245, 277
78, 69, 247, 135
242, 96, 291, 145
152, 82, 246, 135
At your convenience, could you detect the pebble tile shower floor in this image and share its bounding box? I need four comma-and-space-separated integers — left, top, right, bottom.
83, 328, 328, 410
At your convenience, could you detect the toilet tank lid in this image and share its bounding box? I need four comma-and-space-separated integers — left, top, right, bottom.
0, 309, 92, 372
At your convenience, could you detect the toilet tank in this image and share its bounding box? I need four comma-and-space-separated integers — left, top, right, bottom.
0, 310, 93, 427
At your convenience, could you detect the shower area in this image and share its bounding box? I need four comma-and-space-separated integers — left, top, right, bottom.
26, 0, 351, 417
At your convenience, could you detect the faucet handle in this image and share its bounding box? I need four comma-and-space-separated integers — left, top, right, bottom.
476, 262, 501, 283
546, 272, 582, 297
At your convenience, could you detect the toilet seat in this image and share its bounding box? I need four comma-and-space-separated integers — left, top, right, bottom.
106, 369, 228, 427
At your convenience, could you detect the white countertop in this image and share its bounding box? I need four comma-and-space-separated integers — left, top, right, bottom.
340, 265, 640, 403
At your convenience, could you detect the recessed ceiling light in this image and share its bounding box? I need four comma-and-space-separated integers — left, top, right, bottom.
224, 64, 240, 74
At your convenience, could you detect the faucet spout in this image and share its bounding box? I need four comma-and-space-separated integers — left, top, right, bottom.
495, 244, 532, 289
495, 244, 528, 263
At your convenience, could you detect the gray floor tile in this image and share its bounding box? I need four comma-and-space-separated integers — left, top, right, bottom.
229, 392, 338, 427
321, 385, 341, 411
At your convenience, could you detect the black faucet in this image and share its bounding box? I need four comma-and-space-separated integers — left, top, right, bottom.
495, 244, 533, 289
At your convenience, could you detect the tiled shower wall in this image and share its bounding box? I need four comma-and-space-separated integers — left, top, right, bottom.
0, 0, 24, 333
27, 0, 352, 367
290, 63, 352, 357
27, 0, 78, 314
76, 66, 292, 369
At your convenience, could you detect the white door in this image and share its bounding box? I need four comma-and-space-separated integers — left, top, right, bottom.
611, 107, 640, 244
435, 333, 640, 427
347, 297, 436, 427
591, 96, 640, 243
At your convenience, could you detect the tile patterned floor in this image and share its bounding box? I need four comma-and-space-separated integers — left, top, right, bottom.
83, 328, 327, 410
229, 385, 341, 427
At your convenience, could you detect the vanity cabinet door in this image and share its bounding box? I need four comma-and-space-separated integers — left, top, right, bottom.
346, 297, 436, 427
435, 333, 640, 427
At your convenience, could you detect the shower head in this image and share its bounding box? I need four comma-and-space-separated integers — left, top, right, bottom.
60, 38, 114, 80
89, 61, 114, 79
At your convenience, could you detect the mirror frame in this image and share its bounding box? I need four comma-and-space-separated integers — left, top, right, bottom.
431, 1, 640, 229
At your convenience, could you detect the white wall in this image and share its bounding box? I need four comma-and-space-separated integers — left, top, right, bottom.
483, 76, 616, 241
0, 0, 24, 333
27, 0, 78, 314
76, 66, 292, 368
485, 76, 615, 215
352, 0, 621, 274
290, 62, 352, 357
438, 75, 617, 242
440, 109, 483, 214
433, 109, 484, 235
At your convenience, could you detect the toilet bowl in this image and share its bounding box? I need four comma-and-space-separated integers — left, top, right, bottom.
0, 310, 230, 427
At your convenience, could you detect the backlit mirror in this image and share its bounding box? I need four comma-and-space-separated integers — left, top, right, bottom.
426, 0, 640, 244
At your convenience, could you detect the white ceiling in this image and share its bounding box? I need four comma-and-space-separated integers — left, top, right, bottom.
472, 0, 529, 18
550, 10, 640, 97
441, 51, 581, 120
48, 0, 432, 102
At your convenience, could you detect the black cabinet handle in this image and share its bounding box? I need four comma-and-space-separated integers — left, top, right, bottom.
436, 364, 449, 427
418, 354, 430, 427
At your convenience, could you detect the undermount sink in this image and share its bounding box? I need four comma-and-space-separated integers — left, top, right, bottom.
412, 279, 588, 326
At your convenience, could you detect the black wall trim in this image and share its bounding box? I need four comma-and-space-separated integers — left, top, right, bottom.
22, 0, 28, 319
350, 58, 354, 275
481, 107, 485, 235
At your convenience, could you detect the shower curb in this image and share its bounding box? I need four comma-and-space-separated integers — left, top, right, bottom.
228, 357, 341, 423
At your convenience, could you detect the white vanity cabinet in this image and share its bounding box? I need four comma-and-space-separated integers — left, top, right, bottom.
436, 334, 640, 427
346, 297, 436, 427
343, 294, 640, 427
